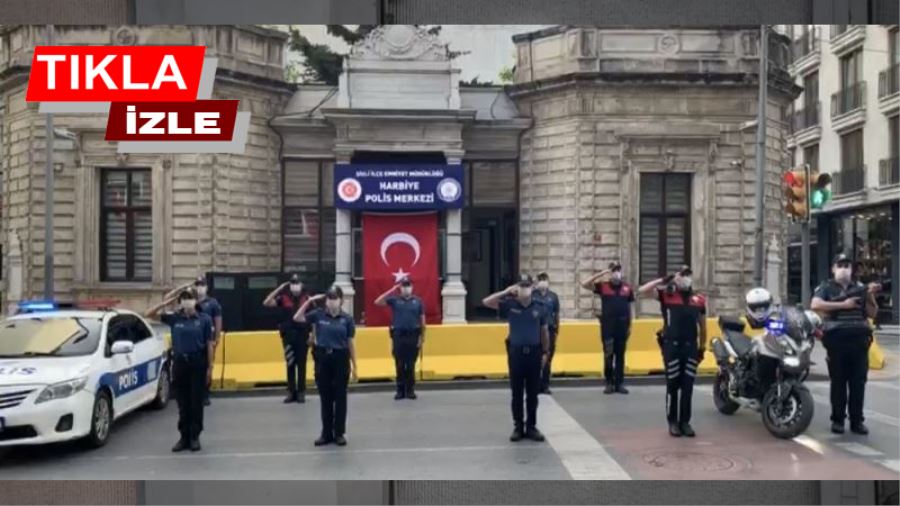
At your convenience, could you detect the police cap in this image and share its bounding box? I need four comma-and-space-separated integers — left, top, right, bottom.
608, 261, 622, 272
399, 276, 412, 287
193, 276, 207, 287
832, 252, 852, 266
517, 274, 534, 287
289, 273, 301, 283
325, 286, 343, 299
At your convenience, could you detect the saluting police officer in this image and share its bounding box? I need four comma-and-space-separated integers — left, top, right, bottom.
532, 272, 560, 395
638, 266, 708, 438
194, 277, 222, 405
294, 286, 359, 447
582, 261, 635, 394
483, 274, 550, 443
264, 274, 312, 403
146, 288, 215, 452
811, 253, 882, 435
375, 276, 426, 400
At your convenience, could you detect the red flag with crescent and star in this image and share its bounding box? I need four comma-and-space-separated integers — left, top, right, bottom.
362, 212, 441, 326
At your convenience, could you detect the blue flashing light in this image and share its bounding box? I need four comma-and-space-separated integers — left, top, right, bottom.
766, 318, 785, 336
18, 300, 58, 313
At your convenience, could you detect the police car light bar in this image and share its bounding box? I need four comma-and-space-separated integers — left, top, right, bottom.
75, 299, 121, 311
17, 300, 58, 312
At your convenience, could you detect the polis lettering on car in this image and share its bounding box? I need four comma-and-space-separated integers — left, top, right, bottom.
0, 366, 37, 375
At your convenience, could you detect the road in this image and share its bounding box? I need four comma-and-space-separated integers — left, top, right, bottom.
0, 372, 896, 479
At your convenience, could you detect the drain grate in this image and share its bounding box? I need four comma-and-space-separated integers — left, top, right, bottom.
642, 451, 751, 473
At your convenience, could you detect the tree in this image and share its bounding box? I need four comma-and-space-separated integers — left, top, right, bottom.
288, 25, 465, 85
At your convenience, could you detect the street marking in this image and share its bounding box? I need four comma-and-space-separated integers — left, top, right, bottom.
878, 459, 900, 472
538, 396, 631, 480
806, 383, 900, 428
834, 442, 885, 457
793, 435, 825, 455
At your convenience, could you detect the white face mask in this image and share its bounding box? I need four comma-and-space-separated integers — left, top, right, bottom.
834, 267, 852, 283
195, 286, 208, 298
518, 287, 532, 299
289, 283, 302, 295
181, 299, 197, 312
400, 286, 413, 296
326, 299, 341, 313
536, 281, 549, 290
612, 271, 623, 282
677, 277, 692, 290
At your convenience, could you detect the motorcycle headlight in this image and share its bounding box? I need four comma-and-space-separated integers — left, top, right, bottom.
783, 356, 801, 368
35, 376, 88, 404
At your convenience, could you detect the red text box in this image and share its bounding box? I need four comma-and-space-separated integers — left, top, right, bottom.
104, 101, 239, 141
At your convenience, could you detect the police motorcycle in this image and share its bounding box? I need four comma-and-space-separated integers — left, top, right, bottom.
711, 288, 821, 439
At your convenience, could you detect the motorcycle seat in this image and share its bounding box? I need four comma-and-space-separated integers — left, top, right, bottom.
723, 329, 754, 357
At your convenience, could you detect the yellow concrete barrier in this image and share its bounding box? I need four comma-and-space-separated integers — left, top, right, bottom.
189, 319, 886, 390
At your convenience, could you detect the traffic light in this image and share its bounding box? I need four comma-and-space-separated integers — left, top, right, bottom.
809, 171, 832, 209
784, 167, 809, 220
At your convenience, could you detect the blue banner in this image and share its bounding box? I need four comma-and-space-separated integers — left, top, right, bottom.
333, 163, 465, 210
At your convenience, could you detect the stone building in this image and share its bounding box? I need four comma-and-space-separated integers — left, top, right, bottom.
0, 25, 799, 323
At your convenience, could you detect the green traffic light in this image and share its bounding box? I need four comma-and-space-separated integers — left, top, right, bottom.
811, 188, 831, 209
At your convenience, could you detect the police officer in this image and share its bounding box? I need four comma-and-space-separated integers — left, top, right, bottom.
582, 261, 635, 394
294, 286, 358, 447
811, 253, 882, 435
532, 272, 560, 394
638, 266, 708, 438
483, 274, 550, 442
146, 288, 215, 452
264, 274, 312, 403
167, 277, 222, 406
374, 276, 426, 400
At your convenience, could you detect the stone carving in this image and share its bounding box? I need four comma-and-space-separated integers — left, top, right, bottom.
351, 25, 449, 61
113, 27, 137, 46
115, 153, 129, 166
658, 33, 680, 54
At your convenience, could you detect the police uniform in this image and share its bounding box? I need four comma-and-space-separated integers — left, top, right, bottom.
656, 285, 706, 434
500, 294, 548, 437
532, 287, 560, 393
386, 293, 424, 399
308, 307, 355, 443
275, 289, 311, 402
594, 280, 635, 392
814, 277, 873, 431
196, 290, 221, 404
161, 309, 214, 447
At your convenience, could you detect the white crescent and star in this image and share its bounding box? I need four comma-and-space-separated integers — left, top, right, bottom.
380, 232, 421, 283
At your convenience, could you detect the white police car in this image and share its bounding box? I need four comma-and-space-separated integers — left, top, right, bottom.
0, 301, 171, 448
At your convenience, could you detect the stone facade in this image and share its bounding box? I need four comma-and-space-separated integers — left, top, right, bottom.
0, 25, 293, 312
509, 27, 800, 318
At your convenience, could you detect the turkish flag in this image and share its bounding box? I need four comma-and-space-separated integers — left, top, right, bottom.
363, 212, 441, 326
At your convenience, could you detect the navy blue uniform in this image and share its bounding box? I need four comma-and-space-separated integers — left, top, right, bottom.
161, 310, 214, 442
197, 296, 221, 401
276, 291, 311, 399
532, 289, 560, 392
386, 295, 425, 398
594, 282, 635, 388
308, 309, 355, 440
500, 297, 548, 431
656, 287, 706, 424
814, 280, 873, 426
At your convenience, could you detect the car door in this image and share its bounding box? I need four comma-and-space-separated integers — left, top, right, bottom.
103, 315, 141, 415
125, 314, 161, 405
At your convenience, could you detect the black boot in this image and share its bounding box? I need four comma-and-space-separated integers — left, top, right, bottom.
315, 435, 333, 446
394, 389, 405, 400
525, 427, 546, 442
284, 393, 297, 404
831, 421, 846, 434
406, 390, 417, 400
615, 385, 629, 394
679, 422, 696, 437
509, 427, 524, 442
850, 422, 869, 435
296, 392, 306, 404
603, 384, 615, 394
334, 435, 347, 446
189, 438, 201, 452
172, 438, 189, 452
668, 423, 682, 437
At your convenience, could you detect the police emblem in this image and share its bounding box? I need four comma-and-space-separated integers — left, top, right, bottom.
436, 178, 462, 203
337, 178, 362, 203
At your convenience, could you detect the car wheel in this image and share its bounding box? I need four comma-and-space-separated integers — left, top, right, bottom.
151, 362, 171, 410
85, 390, 113, 448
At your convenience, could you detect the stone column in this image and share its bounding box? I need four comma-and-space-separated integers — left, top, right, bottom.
442, 151, 467, 322
333, 152, 356, 315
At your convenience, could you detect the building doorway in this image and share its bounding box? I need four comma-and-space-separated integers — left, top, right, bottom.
463, 208, 517, 320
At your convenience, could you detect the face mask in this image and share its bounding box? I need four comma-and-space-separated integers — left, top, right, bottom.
518, 288, 532, 299
289, 283, 302, 295
181, 299, 197, 312
537, 281, 549, 290
195, 286, 207, 298
834, 267, 852, 283
326, 299, 341, 313
611, 271, 623, 283
677, 277, 692, 291
401, 286, 413, 296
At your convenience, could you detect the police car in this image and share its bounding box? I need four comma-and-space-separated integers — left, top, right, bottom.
0, 300, 171, 448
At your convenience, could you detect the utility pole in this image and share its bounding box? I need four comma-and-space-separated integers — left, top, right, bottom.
753, 25, 768, 289
43, 24, 55, 300
801, 164, 811, 306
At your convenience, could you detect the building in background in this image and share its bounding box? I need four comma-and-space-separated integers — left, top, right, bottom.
1, 25, 798, 325
782, 24, 898, 324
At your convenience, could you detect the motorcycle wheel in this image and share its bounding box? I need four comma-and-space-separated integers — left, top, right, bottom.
761, 385, 814, 439
713, 371, 740, 415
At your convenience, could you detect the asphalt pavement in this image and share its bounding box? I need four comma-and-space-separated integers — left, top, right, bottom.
0, 361, 896, 479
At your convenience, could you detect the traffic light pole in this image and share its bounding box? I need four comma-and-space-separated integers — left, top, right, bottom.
801, 163, 811, 306
753, 25, 768, 289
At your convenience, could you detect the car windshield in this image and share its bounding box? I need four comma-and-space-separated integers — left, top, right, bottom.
0, 316, 103, 358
